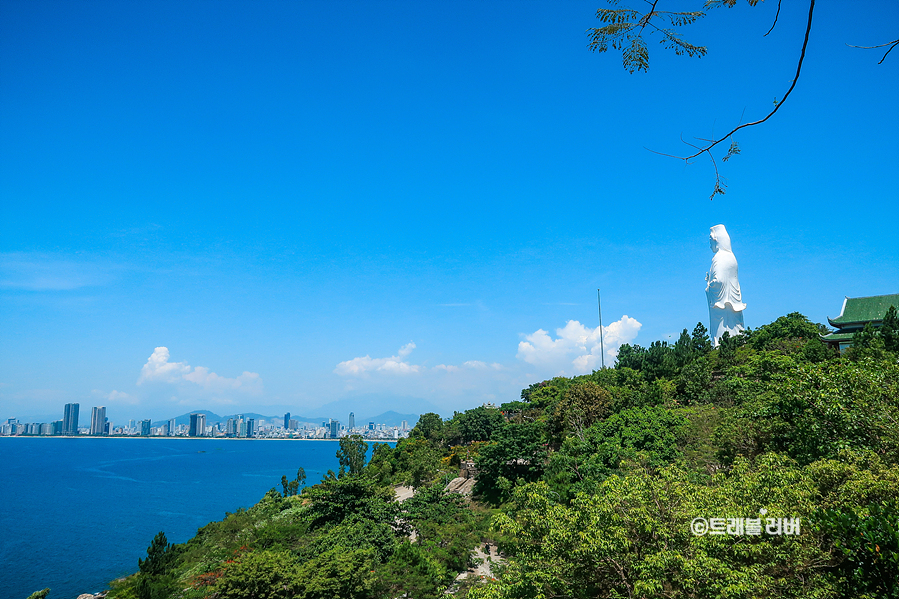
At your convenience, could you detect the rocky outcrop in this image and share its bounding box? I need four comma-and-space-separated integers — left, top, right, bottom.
444, 476, 475, 496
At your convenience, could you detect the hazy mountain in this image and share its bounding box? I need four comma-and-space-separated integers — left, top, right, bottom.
312, 393, 445, 422
150, 411, 326, 428
151, 410, 222, 427
357, 411, 420, 428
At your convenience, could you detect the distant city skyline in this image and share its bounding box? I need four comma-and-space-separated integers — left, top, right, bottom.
0, 401, 417, 438
2, 1, 896, 423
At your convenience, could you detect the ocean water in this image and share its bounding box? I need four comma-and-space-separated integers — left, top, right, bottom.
0, 437, 379, 599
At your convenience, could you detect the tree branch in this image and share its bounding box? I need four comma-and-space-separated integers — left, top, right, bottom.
638, 0, 661, 36
763, 0, 782, 37
672, 0, 815, 163
847, 39, 899, 64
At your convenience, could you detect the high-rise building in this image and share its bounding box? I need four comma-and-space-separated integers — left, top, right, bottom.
246, 418, 255, 438
140, 419, 151, 436
348, 412, 355, 430
329, 419, 339, 439
401, 420, 408, 431
284, 413, 290, 429
368, 422, 375, 430
189, 413, 206, 437
168, 418, 176, 436
63, 403, 80, 435
90, 406, 106, 436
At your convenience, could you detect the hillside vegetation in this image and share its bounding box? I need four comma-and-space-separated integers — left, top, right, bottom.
106, 310, 899, 599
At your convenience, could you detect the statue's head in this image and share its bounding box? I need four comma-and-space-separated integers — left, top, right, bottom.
709, 224, 732, 253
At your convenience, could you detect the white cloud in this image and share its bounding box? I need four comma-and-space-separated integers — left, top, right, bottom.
139, 347, 191, 383
334, 342, 421, 376
516, 316, 642, 375
335, 343, 508, 379
461, 360, 503, 370
137, 347, 262, 394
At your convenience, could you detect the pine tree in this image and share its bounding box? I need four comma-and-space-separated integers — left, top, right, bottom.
882, 305, 899, 352
138, 532, 174, 576
674, 328, 694, 367
691, 322, 712, 355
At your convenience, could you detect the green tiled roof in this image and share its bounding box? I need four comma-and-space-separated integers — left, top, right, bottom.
821, 331, 855, 343
828, 294, 899, 327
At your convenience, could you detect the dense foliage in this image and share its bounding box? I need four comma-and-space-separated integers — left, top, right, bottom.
103, 310, 899, 599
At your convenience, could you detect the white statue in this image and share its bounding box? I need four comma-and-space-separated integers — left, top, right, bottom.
705, 224, 745, 347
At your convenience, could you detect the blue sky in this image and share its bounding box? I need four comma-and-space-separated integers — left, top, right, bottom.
2, 0, 897, 423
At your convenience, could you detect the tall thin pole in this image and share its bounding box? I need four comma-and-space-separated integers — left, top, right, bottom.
597, 289, 605, 369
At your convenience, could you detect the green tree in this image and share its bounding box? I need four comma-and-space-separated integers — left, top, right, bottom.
303, 476, 400, 531
304, 517, 398, 563
138, 531, 177, 577
552, 381, 612, 440
410, 412, 444, 443
135, 531, 180, 599
717, 330, 739, 364
473, 455, 833, 599
847, 322, 887, 361
882, 305, 899, 352
336, 434, 368, 478
364, 442, 397, 484
452, 405, 506, 444
751, 312, 826, 351
296, 547, 376, 599
25, 590, 50, 599
675, 354, 712, 404
546, 406, 689, 500
717, 358, 899, 465
393, 437, 444, 488
814, 501, 899, 598
475, 421, 547, 503
673, 328, 694, 367
691, 322, 712, 354
281, 467, 306, 497
614, 342, 645, 371
801, 335, 829, 363
215, 549, 303, 599
643, 339, 678, 380
374, 541, 447, 599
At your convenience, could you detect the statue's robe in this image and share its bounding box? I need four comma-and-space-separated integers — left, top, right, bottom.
706, 225, 746, 347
